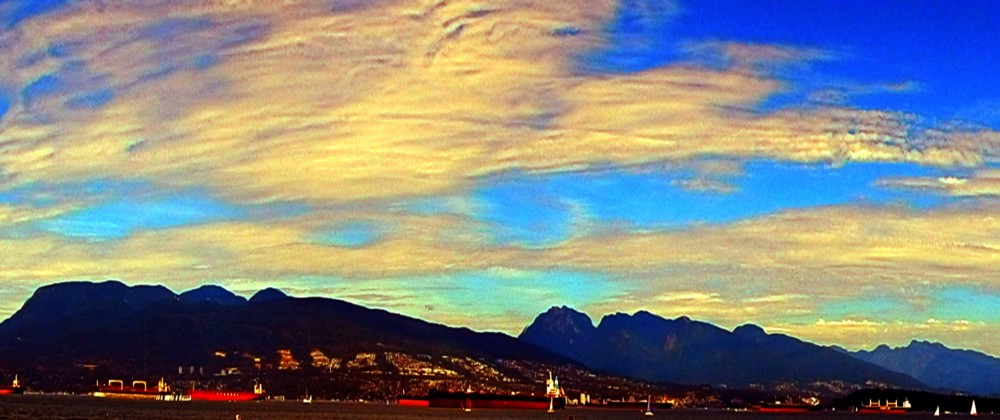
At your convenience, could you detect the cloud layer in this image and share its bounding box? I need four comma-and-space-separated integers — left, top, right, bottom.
2, 0, 1000, 355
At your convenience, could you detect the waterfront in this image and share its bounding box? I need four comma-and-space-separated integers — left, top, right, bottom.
0, 395, 968, 420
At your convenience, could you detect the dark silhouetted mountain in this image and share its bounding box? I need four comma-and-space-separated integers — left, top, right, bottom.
0, 281, 571, 374
249, 287, 288, 303
0, 280, 174, 338
519, 306, 596, 358
520, 308, 926, 389
179, 285, 247, 306
851, 340, 1000, 396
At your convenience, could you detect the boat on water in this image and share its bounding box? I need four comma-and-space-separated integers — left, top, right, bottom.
398, 371, 567, 410
602, 400, 674, 411
93, 378, 175, 400
587, 400, 674, 412
94, 378, 264, 401
645, 397, 655, 416
189, 383, 266, 402
971, 400, 978, 416
0, 375, 25, 395
858, 398, 911, 414
397, 396, 432, 407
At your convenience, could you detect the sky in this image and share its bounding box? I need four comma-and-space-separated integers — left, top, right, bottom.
1, 0, 1000, 355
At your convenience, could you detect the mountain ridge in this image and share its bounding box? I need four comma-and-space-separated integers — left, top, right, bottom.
520, 306, 926, 390
0, 281, 573, 369
9, 282, 1000, 398
851, 340, 1000, 396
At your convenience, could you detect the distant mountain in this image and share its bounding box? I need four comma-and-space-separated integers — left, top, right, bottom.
179, 285, 247, 306
0, 280, 175, 338
0, 281, 572, 373
248, 287, 288, 303
851, 341, 1000, 396
520, 306, 926, 389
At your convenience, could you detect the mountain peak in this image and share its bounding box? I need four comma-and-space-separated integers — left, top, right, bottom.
542, 305, 591, 319
25, 280, 175, 312
518, 306, 595, 360
179, 285, 247, 306
249, 287, 289, 303
732, 323, 767, 338
633, 310, 669, 323
907, 339, 946, 350
526, 306, 595, 331
0, 280, 176, 337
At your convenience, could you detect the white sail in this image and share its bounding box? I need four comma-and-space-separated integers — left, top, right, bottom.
645, 397, 654, 416
971, 400, 977, 416
934, 405, 940, 417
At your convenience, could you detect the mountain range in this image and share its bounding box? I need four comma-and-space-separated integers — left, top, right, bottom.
850, 341, 1000, 396
0, 281, 572, 376
518, 306, 924, 390
2, 281, 1000, 398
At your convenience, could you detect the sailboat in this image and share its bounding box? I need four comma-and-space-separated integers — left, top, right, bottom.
463, 396, 472, 412
645, 396, 654, 416
934, 405, 940, 417
971, 400, 977, 416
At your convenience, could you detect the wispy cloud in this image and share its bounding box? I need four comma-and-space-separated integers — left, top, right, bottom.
3, 0, 999, 207
2, 0, 1000, 355
776, 318, 998, 353
878, 169, 1000, 196
681, 40, 833, 74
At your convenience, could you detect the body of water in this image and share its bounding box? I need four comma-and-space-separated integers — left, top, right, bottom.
0, 395, 966, 420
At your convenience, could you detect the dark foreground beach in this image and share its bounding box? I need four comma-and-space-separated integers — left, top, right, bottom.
0, 395, 966, 420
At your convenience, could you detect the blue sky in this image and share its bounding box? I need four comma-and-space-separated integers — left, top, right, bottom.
584, 0, 1000, 128
473, 161, 953, 246
1, 0, 1000, 353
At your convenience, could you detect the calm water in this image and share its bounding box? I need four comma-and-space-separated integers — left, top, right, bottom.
0, 395, 969, 420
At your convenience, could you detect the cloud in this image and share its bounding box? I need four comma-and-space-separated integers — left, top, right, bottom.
743, 294, 808, 304
878, 169, 1000, 196
670, 178, 736, 193
655, 291, 724, 304
526, 205, 1000, 290
3, 0, 1000, 208
0, 0, 619, 203
807, 81, 921, 106
2, 0, 1000, 356
774, 318, 999, 355
2, 195, 1000, 352
682, 40, 833, 74
0, 203, 69, 225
